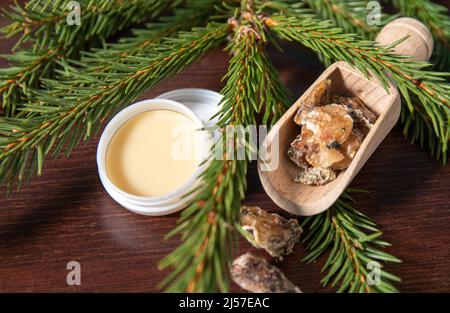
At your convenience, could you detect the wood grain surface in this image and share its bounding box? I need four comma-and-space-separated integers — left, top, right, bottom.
0, 0, 449, 293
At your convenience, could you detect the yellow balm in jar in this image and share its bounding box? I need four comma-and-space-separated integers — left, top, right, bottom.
97, 98, 213, 216
105, 110, 203, 197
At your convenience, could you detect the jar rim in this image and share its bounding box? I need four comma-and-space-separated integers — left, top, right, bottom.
96, 98, 212, 207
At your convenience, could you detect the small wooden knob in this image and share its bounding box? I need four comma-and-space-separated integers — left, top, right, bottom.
375, 17, 434, 62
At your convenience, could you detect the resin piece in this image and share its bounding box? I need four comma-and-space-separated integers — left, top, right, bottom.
240, 206, 302, 259
288, 80, 377, 186
294, 167, 337, 186
306, 145, 345, 169
331, 95, 377, 123
300, 104, 354, 146
290, 128, 316, 156
331, 95, 376, 134
331, 131, 363, 170
293, 105, 353, 169
294, 79, 331, 125
231, 253, 301, 293
287, 135, 308, 169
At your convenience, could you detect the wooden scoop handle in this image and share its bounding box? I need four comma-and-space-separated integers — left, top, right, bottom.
375, 17, 434, 62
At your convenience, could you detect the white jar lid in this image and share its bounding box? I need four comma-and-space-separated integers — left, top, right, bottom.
97, 89, 222, 216
157, 88, 223, 127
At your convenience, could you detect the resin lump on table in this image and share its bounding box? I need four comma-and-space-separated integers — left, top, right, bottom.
240, 206, 302, 260
231, 253, 301, 293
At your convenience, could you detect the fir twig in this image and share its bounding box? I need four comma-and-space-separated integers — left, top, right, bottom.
302, 0, 388, 37
391, 0, 450, 71
390, 0, 450, 160
159, 4, 291, 292
267, 14, 450, 160
0, 0, 177, 115
302, 191, 402, 293
0, 22, 229, 185
400, 100, 447, 160
83, 0, 227, 73
1, 0, 176, 47
1, 0, 445, 294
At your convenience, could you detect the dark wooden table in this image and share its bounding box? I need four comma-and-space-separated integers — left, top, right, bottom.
0, 1, 449, 293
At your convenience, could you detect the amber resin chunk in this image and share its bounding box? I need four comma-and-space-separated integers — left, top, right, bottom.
294, 166, 336, 186
331, 95, 377, 123
301, 104, 354, 146
231, 253, 301, 293
240, 206, 302, 259
292, 104, 353, 171
331, 131, 363, 170
288, 80, 376, 185
294, 79, 331, 125
287, 135, 308, 169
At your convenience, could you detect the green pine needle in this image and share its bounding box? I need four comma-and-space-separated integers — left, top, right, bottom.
302, 191, 401, 293
0, 22, 229, 186
0, 0, 178, 116
303, 0, 390, 37
0, 0, 448, 294
269, 13, 450, 159
391, 0, 450, 72
159, 7, 291, 292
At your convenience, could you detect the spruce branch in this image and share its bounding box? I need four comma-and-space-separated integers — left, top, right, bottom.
302, 191, 401, 293
389, 0, 450, 159
0, 49, 59, 115
272, 0, 389, 66
0, 0, 440, 295
0, 23, 229, 185
258, 0, 391, 38
83, 0, 228, 73
0, 0, 177, 116
391, 0, 450, 71
159, 6, 291, 292
267, 14, 450, 160
1, 0, 176, 47
401, 100, 448, 160
302, 0, 387, 37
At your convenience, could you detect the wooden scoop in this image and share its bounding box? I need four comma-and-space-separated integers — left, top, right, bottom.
258, 18, 434, 216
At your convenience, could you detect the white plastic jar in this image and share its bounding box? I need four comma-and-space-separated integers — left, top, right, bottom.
97, 98, 212, 216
